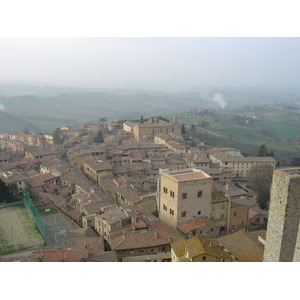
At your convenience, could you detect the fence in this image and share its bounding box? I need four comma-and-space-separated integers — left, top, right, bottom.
22, 190, 50, 245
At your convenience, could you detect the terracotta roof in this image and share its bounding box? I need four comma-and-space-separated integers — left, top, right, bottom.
87, 251, 118, 262
99, 207, 130, 225
31, 249, 86, 262
177, 218, 207, 233
217, 230, 265, 262
12, 159, 38, 166
171, 239, 186, 257
185, 236, 206, 257
110, 228, 180, 250
172, 236, 233, 261
248, 207, 268, 219
170, 170, 209, 181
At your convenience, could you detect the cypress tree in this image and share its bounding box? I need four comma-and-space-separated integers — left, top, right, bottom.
94, 129, 104, 143
257, 144, 268, 157
181, 124, 186, 134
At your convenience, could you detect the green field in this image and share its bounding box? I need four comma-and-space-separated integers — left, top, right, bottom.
0, 204, 46, 255
37, 205, 59, 215
182, 104, 300, 164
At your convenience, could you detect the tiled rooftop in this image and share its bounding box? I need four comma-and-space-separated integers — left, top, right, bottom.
217, 230, 265, 262
163, 169, 210, 181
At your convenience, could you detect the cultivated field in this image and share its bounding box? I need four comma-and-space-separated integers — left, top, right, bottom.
0, 204, 46, 255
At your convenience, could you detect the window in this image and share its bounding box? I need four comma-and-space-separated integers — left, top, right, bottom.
198, 211, 201, 215
181, 211, 186, 217
182, 192, 187, 199
170, 190, 175, 198
169, 209, 174, 215
202, 256, 206, 261
233, 212, 237, 217
198, 191, 202, 197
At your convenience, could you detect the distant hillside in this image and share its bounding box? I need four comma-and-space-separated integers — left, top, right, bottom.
0, 111, 38, 133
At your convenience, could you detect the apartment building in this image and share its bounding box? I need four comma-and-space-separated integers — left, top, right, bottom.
208, 148, 276, 178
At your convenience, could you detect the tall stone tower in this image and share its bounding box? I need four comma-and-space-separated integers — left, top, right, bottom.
158, 168, 212, 228
263, 168, 300, 262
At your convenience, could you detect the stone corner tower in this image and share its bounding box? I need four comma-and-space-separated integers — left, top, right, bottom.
263, 168, 300, 262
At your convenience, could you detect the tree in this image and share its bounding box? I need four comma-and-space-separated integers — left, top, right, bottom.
268, 150, 274, 158
8, 182, 19, 195
181, 124, 186, 135
290, 156, 300, 166
257, 144, 268, 157
247, 164, 274, 210
99, 117, 107, 123
0, 179, 17, 203
94, 129, 104, 143
190, 124, 196, 133
53, 128, 64, 145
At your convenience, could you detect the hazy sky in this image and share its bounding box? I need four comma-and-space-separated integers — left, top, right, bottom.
1, 37, 300, 91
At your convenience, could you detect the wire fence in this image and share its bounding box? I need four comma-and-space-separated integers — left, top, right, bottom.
22, 190, 50, 245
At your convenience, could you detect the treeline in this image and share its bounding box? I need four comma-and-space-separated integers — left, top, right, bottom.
0, 179, 21, 204
117, 115, 170, 125
0, 111, 38, 133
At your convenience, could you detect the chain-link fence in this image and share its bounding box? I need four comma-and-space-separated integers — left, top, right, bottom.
23, 191, 50, 245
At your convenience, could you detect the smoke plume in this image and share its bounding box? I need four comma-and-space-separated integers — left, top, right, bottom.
213, 92, 226, 109
0, 101, 5, 111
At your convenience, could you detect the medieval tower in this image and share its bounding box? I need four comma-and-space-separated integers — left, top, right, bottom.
263, 168, 300, 262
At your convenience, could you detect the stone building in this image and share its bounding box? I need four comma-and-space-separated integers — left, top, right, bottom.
263, 168, 300, 262
158, 168, 212, 228
211, 191, 249, 235
123, 117, 182, 141
208, 148, 276, 178
171, 236, 233, 262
